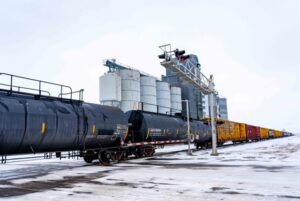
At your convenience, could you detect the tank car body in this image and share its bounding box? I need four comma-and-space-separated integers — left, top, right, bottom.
126, 110, 187, 142
191, 121, 212, 149
0, 91, 128, 156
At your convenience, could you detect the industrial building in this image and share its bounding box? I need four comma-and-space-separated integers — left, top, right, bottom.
99, 59, 183, 115
99, 46, 228, 121
217, 97, 228, 120
202, 95, 228, 120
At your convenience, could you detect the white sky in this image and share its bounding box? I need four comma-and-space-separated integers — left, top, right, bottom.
0, 0, 299, 132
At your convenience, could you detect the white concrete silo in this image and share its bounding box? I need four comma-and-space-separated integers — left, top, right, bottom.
99, 72, 121, 107
156, 81, 171, 114
120, 69, 140, 112
140, 76, 157, 113
170, 86, 182, 115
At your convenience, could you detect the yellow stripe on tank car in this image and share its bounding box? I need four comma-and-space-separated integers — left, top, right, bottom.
124, 128, 129, 140
92, 125, 96, 135
146, 128, 151, 139
41, 122, 46, 135
176, 129, 179, 136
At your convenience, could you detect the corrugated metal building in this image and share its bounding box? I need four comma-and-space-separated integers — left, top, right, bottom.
162, 60, 204, 120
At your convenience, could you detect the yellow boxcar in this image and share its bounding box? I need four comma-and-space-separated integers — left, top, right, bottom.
238, 123, 247, 142
217, 120, 238, 143
232, 121, 241, 142
217, 120, 230, 143
274, 130, 283, 138
260, 127, 269, 139
217, 121, 227, 143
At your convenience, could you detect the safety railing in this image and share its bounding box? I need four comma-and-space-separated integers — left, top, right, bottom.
0, 73, 84, 103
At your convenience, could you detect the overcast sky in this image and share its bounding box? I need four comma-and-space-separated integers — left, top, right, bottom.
0, 0, 299, 132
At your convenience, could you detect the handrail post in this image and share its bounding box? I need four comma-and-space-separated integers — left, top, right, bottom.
10, 75, 13, 93
60, 85, 63, 101
39, 81, 41, 96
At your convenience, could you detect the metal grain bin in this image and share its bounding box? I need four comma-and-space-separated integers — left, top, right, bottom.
99, 72, 122, 108
140, 76, 157, 113
156, 81, 171, 114
120, 69, 140, 112
170, 86, 182, 115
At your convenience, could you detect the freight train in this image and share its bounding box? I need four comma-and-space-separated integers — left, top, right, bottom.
193, 119, 293, 149
0, 73, 292, 165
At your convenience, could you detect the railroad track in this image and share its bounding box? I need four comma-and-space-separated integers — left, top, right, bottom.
0, 138, 281, 165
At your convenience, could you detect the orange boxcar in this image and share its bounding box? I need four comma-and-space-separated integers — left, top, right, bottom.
273, 130, 283, 138
217, 120, 245, 143
232, 122, 241, 142
217, 120, 234, 143
238, 123, 247, 142
260, 127, 269, 139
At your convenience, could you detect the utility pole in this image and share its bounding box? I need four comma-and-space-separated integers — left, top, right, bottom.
209, 75, 218, 156
183, 100, 192, 155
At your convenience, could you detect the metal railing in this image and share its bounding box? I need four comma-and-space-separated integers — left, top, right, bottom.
159, 44, 216, 95
0, 73, 84, 102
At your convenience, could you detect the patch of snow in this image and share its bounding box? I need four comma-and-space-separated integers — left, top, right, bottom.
0, 136, 299, 201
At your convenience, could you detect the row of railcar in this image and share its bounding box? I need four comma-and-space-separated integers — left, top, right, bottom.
0, 73, 293, 165
215, 120, 290, 145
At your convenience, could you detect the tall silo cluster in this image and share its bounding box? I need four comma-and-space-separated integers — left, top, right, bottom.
99, 69, 182, 115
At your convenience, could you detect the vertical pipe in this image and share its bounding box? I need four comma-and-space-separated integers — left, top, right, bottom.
184, 100, 192, 155
209, 75, 218, 156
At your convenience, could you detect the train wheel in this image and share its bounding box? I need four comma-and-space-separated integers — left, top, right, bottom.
98, 151, 110, 165
83, 151, 95, 163
83, 155, 93, 163
134, 148, 143, 158
111, 151, 123, 162
144, 147, 155, 157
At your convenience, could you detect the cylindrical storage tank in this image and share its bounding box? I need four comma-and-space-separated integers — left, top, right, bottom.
99, 72, 121, 108
126, 111, 187, 142
140, 76, 157, 113
191, 121, 212, 146
156, 81, 170, 114
170, 86, 182, 115
120, 69, 140, 112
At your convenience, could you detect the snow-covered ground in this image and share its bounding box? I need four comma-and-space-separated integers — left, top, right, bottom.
0, 135, 300, 201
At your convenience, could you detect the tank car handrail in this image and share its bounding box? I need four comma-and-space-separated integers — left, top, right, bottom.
58, 89, 84, 101
139, 101, 184, 117
0, 83, 51, 96
0, 72, 74, 100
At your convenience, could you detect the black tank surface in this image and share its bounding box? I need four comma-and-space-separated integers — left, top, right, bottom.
191, 121, 211, 145
126, 111, 187, 142
0, 93, 128, 155
82, 103, 128, 149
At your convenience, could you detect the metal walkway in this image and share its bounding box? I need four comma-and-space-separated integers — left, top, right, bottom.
158, 44, 215, 95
